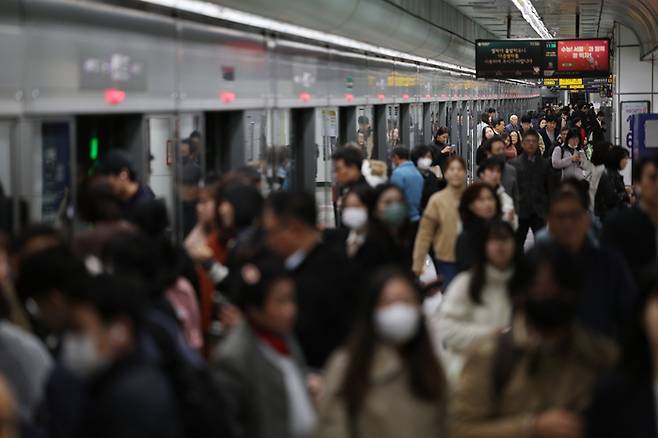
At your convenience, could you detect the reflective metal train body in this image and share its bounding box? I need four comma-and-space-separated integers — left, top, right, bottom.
0, 0, 540, 236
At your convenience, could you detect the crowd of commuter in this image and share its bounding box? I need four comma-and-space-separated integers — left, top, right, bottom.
0, 100, 655, 438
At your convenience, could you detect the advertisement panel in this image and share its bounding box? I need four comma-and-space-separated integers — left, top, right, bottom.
557, 39, 609, 74
544, 39, 609, 78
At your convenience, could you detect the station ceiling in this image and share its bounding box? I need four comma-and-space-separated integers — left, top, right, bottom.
445, 0, 658, 59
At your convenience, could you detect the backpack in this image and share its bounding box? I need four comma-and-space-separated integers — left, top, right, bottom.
147, 311, 234, 438
420, 171, 446, 212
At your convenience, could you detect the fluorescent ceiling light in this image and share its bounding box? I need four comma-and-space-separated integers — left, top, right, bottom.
138, 0, 476, 74
511, 0, 552, 39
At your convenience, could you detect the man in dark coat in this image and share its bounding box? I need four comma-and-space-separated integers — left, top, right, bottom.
540, 115, 559, 159
536, 189, 637, 343
66, 274, 182, 438
509, 129, 553, 248
263, 191, 355, 369
602, 156, 658, 284
97, 150, 155, 218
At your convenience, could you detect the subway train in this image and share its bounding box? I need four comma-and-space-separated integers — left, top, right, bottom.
0, 0, 541, 239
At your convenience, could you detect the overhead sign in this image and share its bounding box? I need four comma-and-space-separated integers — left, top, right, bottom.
544, 39, 610, 78
559, 78, 582, 86
475, 40, 543, 79
477, 39, 610, 79
80, 50, 146, 91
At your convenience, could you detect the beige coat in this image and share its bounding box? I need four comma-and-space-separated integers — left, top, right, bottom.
316, 345, 447, 438
450, 317, 618, 438
413, 185, 464, 272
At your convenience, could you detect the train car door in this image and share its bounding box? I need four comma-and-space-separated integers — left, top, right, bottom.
173, 113, 204, 239
0, 119, 25, 234
17, 118, 75, 228
145, 114, 175, 215
315, 107, 339, 228
356, 106, 374, 159
408, 103, 423, 150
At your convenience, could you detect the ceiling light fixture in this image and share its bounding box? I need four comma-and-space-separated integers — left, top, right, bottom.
510, 0, 552, 39
138, 0, 476, 74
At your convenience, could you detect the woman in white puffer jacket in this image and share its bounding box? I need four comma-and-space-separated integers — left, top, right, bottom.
431, 220, 517, 386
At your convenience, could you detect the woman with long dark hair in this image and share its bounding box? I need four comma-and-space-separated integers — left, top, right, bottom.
476, 126, 496, 166
435, 220, 516, 385
589, 142, 620, 220
507, 130, 521, 158
605, 146, 631, 209
455, 182, 502, 273
317, 268, 447, 438
430, 127, 454, 173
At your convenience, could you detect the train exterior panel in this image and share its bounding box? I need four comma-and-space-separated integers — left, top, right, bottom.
0, 0, 540, 237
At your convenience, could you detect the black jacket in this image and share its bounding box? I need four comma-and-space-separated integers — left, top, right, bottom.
418, 168, 446, 212
429, 141, 450, 172
591, 121, 606, 144
77, 354, 182, 438
291, 241, 356, 369
587, 372, 657, 438
475, 144, 487, 166
594, 170, 625, 221
532, 241, 637, 343
539, 128, 557, 159
606, 166, 629, 206
602, 206, 657, 284
355, 221, 412, 274
509, 153, 553, 220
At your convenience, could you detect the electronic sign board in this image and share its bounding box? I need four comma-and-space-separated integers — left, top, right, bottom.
543, 39, 610, 78
475, 40, 543, 79
477, 39, 610, 79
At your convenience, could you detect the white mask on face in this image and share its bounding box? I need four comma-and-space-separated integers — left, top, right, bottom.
417, 158, 432, 170
375, 303, 420, 344
60, 333, 109, 379
342, 207, 368, 230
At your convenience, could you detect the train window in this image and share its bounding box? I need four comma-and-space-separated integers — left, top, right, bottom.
355, 106, 374, 159
175, 114, 203, 239
41, 121, 72, 225
386, 104, 400, 158
263, 109, 292, 193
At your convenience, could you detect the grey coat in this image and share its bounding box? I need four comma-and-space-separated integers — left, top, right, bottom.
212, 322, 311, 438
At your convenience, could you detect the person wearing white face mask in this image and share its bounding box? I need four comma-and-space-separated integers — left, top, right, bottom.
411, 145, 446, 213
63, 274, 183, 438
317, 268, 447, 438
340, 186, 413, 280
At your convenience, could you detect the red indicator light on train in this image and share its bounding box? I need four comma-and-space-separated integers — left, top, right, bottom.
299, 92, 311, 102
402, 94, 409, 99
220, 91, 236, 103
104, 88, 125, 105
344, 93, 354, 102
377, 94, 385, 101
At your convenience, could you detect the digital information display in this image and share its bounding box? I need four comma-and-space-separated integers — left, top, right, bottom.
544, 39, 610, 78
475, 40, 543, 79
477, 39, 610, 79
